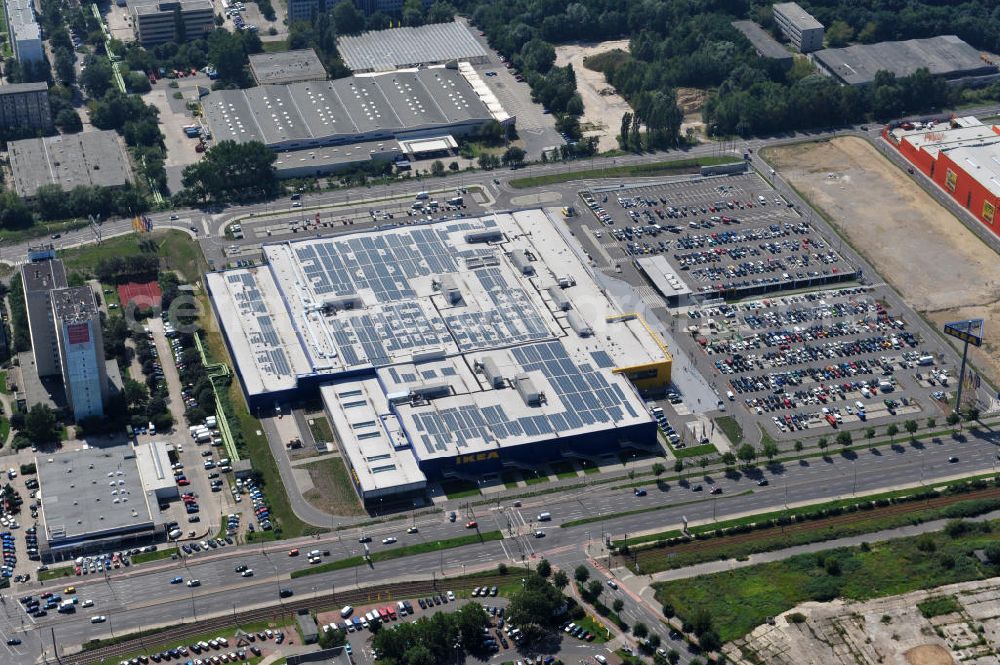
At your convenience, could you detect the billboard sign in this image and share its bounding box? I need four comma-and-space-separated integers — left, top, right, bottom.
67, 323, 90, 345
943, 319, 983, 347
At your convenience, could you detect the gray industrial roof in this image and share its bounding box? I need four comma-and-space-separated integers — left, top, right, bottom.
274, 140, 399, 172
130, 0, 212, 15
7, 130, 132, 198
248, 49, 327, 85
813, 35, 998, 86
51, 286, 99, 324
773, 2, 823, 30
731, 21, 792, 61
37, 448, 157, 544
21, 258, 67, 293
203, 68, 494, 148
337, 22, 488, 72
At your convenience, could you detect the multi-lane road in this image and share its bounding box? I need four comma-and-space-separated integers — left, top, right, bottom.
3, 422, 997, 661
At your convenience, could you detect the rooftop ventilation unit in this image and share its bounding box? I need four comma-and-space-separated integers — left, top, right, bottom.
514, 374, 543, 406
478, 356, 505, 389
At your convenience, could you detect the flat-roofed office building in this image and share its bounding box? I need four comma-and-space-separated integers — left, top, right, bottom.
773, 2, 824, 53
130, 0, 214, 46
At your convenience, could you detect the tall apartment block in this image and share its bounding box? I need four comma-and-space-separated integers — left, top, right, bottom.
773, 2, 825, 53
0, 82, 51, 132
51, 287, 108, 421
4, 0, 43, 63
21, 253, 68, 378
130, 0, 214, 46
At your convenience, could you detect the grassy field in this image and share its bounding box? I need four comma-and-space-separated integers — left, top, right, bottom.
670, 443, 717, 459
0, 417, 9, 446
58, 230, 208, 284
550, 461, 579, 479
574, 615, 610, 643
307, 415, 335, 445
714, 416, 743, 446
501, 471, 520, 489
440, 478, 481, 500
93, 619, 282, 664
291, 531, 503, 579
508, 156, 740, 189
261, 39, 289, 53
39, 566, 75, 581
580, 459, 599, 475
0, 370, 9, 394
131, 547, 177, 565
301, 456, 366, 516
521, 469, 550, 485
654, 519, 1000, 643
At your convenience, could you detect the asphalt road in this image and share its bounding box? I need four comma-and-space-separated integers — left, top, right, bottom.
4, 423, 997, 662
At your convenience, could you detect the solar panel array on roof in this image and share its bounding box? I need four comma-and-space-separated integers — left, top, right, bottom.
409, 340, 640, 455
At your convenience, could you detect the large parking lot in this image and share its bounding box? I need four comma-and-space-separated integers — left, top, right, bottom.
570, 171, 960, 440
580, 173, 856, 300
692, 286, 950, 436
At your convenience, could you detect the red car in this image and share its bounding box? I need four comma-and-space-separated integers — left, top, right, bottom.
465, 520, 478, 529
288, 549, 299, 557
177, 479, 190, 486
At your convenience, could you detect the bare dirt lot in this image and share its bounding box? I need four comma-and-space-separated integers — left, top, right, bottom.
554, 40, 632, 153
765, 137, 1000, 387
725, 577, 1000, 665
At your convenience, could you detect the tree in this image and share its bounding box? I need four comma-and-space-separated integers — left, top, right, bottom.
865, 428, 876, 445
794, 440, 803, 452
965, 407, 980, 422
926, 417, 936, 429
497, 562, 508, 576
536, 558, 551, 578
80, 56, 114, 98
652, 462, 665, 476
904, 420, 918, 439
507, 574, 564, 626
673, 459, 683, 473
612, 598, 624, 613
431, 160, 446, 176
762, 439, 779, 461
574, 565, 589, 583
25, 404, 59, 444
182, 140, 277, 202
173, 4, 186, 43
818, 437, 829, 452
947, 413, 961, 426
720, 451, 736, 470
501, 146, 526, 168
836, 431, 852, 447
317, 626, 346, 649
123, 379, 150, 409
585, 579, 603, 602
736, 443, 756, 467
620, 111, 632, 149
666, 649, 680, 664
332, 0, 365, 34
207, 30, 250, 86
633, 621, 648, 638
448, 161, 459, 171
426, 0, 455, 24
402, 0, 423, 27
54, 108, 83, 132
825, 20, 854, 47
887, 423, 899, 442
698, 456, 709, 471
552, 570, 568, 590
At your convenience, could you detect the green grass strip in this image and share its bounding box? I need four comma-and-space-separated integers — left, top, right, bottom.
291, 531, 503, 579
508, 157, 740, 189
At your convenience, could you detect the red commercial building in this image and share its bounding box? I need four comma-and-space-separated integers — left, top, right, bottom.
883, 116, 1000, 238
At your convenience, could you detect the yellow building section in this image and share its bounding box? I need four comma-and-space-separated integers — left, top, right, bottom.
607, 313, 673, 391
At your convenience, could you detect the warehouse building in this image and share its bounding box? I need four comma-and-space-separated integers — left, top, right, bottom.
0, 82, 51, 132
35, 447, 165, 562
274, 140, 400, 178
772, 2, 824, 53
248, 49, 328, 86
8, 130, 132, 199
4, 0, 43, 63
202, 66, 511, 153
885, 116, 1000, 240
337, 22, 489, 73
207, 210, 670, 502
133, 441, 180, 501
813, 35, 998, 86
731, 20, 793, 67
129, 0, 214, 46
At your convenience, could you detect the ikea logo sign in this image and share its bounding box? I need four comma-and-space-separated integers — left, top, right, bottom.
455, 451, 500, 465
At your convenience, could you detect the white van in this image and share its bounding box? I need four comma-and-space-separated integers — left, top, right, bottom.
537, 512, 551, 522
415, 191, 429, 200
594, 656, 608, 664
148, 422, 156, 435
168, 529, 183, 540
340, 605, 353, 618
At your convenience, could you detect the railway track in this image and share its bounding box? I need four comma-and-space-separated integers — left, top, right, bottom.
64, 574, 513, 665
623, 485, 1000, 568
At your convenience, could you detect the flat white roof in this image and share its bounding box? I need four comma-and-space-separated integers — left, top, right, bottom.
635, 255, 693, 298
134, 441, 177, 494
321, 381, 426, 498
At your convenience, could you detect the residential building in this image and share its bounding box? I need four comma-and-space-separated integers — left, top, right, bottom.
51, 286, 108, 421
4, 0, 43, 63
0, 82, 51, 132
21, 254, 68, 379
772, 2, 824, 53
731, 20, 793, 68
129, 0, 214, 46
